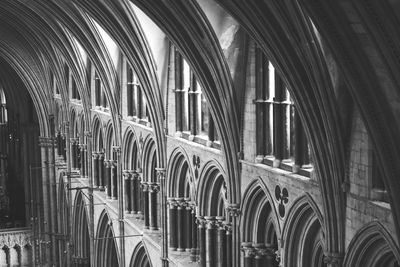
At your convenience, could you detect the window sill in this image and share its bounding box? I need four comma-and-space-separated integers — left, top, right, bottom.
256, 155, 313, 178
178, 132, 221, 150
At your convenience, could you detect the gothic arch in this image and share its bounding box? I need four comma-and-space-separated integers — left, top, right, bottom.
343, 221, 400, 267
122, 127, 140, 171
167, 147, 196, 201
104, 120, 114, 160
72, 191, 91, 267
241, 178, 281, 241
78, 112, 86, 143
197, 160, 227, 216
95, 211, 119, 267
129, 242, 151, 267
92, 115, 104, 152
282, 194, 325, 267
142, 136, 157, 183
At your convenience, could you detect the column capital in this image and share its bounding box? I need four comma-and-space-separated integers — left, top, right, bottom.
226, 203, 241, 217
112, 146, 121, 154
84, 131, 92, 137
92, 152, 99, 159
323, 252, 343, 266
156, 168, 166, 181
148, 183, 160, 193
122, 170, 132, 179
196, 216, 206, 227
141, 182, 149, 191
241, 244, 256, 258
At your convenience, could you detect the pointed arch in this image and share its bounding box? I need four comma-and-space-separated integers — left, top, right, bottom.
121, 126, 140, 171
142, 135, 157, 183
95, 210, 119, 267
129, 242, 151, 267
104, 120, 114, 160
92, 115, 104, 152
282, 194, 325, 267
72, 191, 91, 267
343, 221, 400, 267
197, 160, 227, 217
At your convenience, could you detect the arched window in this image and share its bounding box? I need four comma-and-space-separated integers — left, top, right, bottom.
174, 48, 218, 144
254, 46, 311, 176
126, 63, 149, 123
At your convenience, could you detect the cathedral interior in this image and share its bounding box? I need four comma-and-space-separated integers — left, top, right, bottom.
0, 0, 400, 266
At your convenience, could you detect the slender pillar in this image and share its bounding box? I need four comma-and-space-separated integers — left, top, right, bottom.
243, 246, 255, 267
205, 217, 216, 267
185, 202, 192, 252
216, 217, 226, 267
149, 183, 159, 230
176, 198, 185, 251
142, 183, 149, 229
226, 224, 233, 267
190, 207, 198, 262
39, 137, 52, 265
105, 160, 111, 198
92, 153, 99, 188
62, 135, 66, 160
111, 161, 118, 199
123, 171, 131, 213
131, 172, 138, 213
137, 172, 143, 218
198, 217, 206, 267
98, 153, 105, 190
273, 73, 284, 167
168, 199, 177, 251
79, 144, 86, 176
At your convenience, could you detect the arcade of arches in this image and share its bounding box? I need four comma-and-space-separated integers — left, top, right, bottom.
0, 1, 400, 267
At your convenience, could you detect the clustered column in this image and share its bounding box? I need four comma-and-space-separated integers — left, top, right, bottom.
70, 138, 80, 170
142, 182, 150, 228
123, 170, 142, 215
168, 199, 198, 258
148, 183, 159, 230
123, 171, 131, 213
196, 216, 232, 267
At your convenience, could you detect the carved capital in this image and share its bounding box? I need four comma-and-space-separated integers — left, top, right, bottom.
149, 183, 160, 193
122, 170, 131, 180
227, 204, 241, 217
156, 168, 166, 181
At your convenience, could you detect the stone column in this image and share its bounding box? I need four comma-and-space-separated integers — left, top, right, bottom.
123, 171, 131, 213
61, 134, 66, 161
79, 144, 86, 176
176, 198, 185, 251
190, 206, 198, 262
168, 199, 177, 251
137, 172, 143, 218
131, 172, 138, 214
98, 152, 105, 190
205, 217, 217, 267
149, 183, 159, 230
70, 138, 76, 169
185, 200, 192, 252
197, 217, 206, 267
104, 160, 112, 198
216, 217, 226, 267
142, 182, 149, 228
225, 223, 232, 267
111, 160, 118, 199
242, 245, 255, 267
92, 153, 99, 188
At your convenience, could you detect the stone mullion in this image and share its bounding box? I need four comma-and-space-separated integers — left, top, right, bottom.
92, 153, 99, 188
137, 173, 144, 218
105, 160, 112, 198
197, 217, 206, 267
205, 217, 217, 267
111, 160, 118, 199
168, 199, 177, 251
273, 72, 284, 167
149, 183, 159, 230
123, 171, 131, 213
